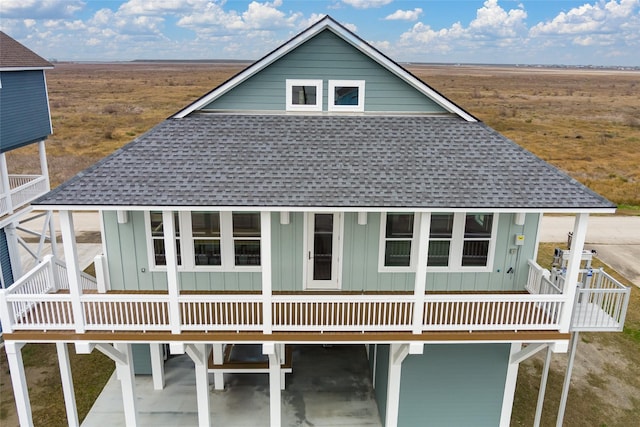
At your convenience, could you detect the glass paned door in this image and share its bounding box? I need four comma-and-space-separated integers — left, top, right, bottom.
306, 213, 341, 289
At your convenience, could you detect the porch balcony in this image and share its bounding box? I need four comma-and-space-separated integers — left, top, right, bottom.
0, 255, 629, 338
0, 174, 49, 217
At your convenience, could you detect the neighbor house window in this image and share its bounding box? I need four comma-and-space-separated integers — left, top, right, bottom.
427, 213, 498, 271
286, 79, 322, 111
147, 211, 262, 270
149, 211, 182, 266
328, 80, 365, 112
379, 212, 416, 271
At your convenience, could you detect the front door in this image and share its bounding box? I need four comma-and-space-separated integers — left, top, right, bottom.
305, 213, 341, 289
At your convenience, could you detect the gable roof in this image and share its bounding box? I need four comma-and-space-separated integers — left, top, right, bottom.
34, 114, 614, 211
173, 16, 476, 122
0, 32, 53, 71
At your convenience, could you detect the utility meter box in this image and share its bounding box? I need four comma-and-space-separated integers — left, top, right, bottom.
515, 234, 525, 246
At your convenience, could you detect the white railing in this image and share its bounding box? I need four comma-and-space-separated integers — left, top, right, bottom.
53, 258, 98, 291
0, 175, 48, 216
271, 294, 414, 332
526, 260, 552, 294
1, 258, 628, 335
422, 293, 564, 331
82, 294, 170, 332
572, 268, 630, 331
180, 294, 263, 331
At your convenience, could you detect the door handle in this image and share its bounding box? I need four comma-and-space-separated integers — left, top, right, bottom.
308, 251, 312, 260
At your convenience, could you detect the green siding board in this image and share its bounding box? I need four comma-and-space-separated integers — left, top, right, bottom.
203, 30, 445, 113
271, 212, 303, 292
396, 343, 510, 427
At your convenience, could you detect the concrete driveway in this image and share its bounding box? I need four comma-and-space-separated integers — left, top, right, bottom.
540, 215, 640, 287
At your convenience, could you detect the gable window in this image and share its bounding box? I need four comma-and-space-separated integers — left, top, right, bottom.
146, 211, 261, 271
286, 79, 322, 111
328, 80, 365, 112
427, 213, 498, 271
379, 212, 417, 271
149, 211, 181, 266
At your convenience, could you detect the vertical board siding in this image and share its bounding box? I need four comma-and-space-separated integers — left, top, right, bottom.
203, 31, 446, 114
397, 343, 510, 426
103, 211, 261, 291
0, 228, 14, 288
271, 212, 303, 291
0, 71, 51, 152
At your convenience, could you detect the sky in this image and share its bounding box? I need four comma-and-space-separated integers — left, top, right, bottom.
1, 0, 639, 66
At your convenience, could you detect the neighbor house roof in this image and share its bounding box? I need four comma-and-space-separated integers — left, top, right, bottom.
34, 114, 614, 210
0, 32, 53, 70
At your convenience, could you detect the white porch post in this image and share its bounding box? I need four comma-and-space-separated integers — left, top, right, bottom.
499, 343, 522, 427
385, 343, 409, 427
59, 210, 85, 333
212, 343, 225, 390
149, 343, 165, 390
412, 213, 430, 334
5, 341, 33, 427
56, 342, 79, 427
186, 344, 212, 427
48, 211, 59, 259
260, 211, 273, 334
113, 343, 138, 427
39, 140, 51, 190
557, 331, 580, 427
263, 343, 281, 426
1, 152, 13, 214
559, 213, 589, 332
162, 211, 181, 334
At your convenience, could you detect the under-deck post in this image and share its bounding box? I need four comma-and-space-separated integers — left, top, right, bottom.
162, 211, 181, 334
191, 344, 211, 427
60, 210, 85, 333
385, 343, 409, 427
212, 343, 225, 390
557, 331, 579, 427
412, 213, 430, 334
261, 211, 273, 334
560, 213, 589, 332
114, 342, 138, 426
264, 343, 281, 426
150, 343, 165, 390
5, 341, 33, 427
534, 346, 553, 427
56, 342, 79, 427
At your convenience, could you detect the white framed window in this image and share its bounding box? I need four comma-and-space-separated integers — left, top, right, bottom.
328, 80, 365, 112
427, 213, 498, 272
378, 212, 418, 272
378, 212, 498, 273
146, 211, 261, 271
286, 79, 322, 111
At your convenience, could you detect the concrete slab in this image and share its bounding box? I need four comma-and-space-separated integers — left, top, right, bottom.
82, 345, 382, 427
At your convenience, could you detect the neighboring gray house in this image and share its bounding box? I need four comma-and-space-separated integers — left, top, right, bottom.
0, 17, 630, 427
0, 32, 55, 289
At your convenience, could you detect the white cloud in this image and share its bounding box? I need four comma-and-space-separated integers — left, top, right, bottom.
469, 0, 527, 37
0, 0, 85, 19
342, 0, 393, 9
385, 8, 423, 22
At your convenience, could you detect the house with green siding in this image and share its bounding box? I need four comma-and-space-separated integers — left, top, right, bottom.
0, 16, 631, 427
0, 32, 55, 291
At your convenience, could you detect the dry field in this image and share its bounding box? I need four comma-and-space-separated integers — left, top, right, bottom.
4, 62, 640, 208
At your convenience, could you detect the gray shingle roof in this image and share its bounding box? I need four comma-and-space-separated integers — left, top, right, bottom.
35, 114, 614, 209
0, 32, 52, 69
